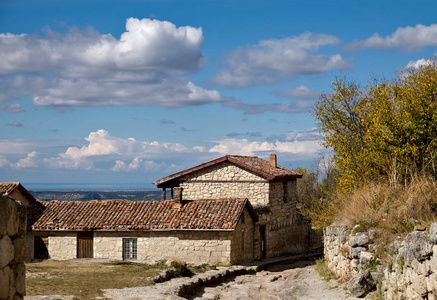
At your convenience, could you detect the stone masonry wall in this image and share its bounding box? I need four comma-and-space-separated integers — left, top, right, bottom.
0, 194, 26, 300
180, 162, 270, 206
324, 224, 437, 299
48, 233, 77, 260
230, 209, 255, 263
95, 231, 234, 265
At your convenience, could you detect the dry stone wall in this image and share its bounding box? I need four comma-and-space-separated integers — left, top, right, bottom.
0, 194, 26, 300
324, 224, 437, 299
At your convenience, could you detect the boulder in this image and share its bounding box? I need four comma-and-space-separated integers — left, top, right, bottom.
347, 270, 375, 297
350, 232, 370, 247
403, 231, 434, 266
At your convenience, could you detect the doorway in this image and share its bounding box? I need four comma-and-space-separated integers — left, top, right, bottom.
77, 232, 93, 258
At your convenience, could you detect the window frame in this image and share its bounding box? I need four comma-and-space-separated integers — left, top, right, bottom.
123, 238, 138, 260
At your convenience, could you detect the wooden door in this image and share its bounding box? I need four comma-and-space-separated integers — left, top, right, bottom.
77, 232, 93, 258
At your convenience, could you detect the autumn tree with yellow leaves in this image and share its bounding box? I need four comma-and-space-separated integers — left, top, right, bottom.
314, 59, 437, 192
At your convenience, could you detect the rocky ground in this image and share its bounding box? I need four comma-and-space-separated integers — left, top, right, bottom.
25, 258, 362, 300
189, 260, 358, 300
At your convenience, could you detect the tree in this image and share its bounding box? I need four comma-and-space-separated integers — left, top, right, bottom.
314, 59, 437, 192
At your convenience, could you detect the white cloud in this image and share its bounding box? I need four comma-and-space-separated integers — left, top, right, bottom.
11, 151, 38, 168
0, 18, 204, 75
272, 85, 320, 100
209, 130, 324, 160
44, 129, 203, 170
112, 158, 178, 172
0, 104, 24, 113
0, 155, 9, 168
0, 18, 231, 108
405, 58, 433, 69
344, 24, 437, 52
0, 129, 325, 172
210, 32, 352, 88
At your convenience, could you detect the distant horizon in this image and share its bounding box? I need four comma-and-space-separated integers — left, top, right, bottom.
25, 182, 158, 191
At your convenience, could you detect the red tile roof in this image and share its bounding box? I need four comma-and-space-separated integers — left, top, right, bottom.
153, 155, 302, 188
0, 182, 36, 202
27, 198, 257, 232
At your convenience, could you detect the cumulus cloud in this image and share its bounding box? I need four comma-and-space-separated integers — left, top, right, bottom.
0, 18, 231, 108
344, 24, 437, 52
272, 85, 320, 100
405, 58, 433, 69
209, 129, 324, 160
210, 32, 352, 88
112, 158, 177, 172
42, 129, 203, 170
0, 129, 325, 173
11, 151, 38, 168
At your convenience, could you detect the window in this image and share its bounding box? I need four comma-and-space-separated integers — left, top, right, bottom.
123, 238, 137, 260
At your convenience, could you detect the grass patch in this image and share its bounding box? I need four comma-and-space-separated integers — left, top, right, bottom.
314, 259, 335, 281
26, 259, 167, 299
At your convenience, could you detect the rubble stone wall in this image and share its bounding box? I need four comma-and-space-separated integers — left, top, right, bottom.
180, 161, 270, 206
324, 224, 437, 299
94, 230, 234, 265
0, 194, 26, 300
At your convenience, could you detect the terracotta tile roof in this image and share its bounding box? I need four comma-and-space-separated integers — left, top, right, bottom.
0, 182, 37, 202
0, 182, 20, 194
27, 198, 257, 232
153, 155, 302, 187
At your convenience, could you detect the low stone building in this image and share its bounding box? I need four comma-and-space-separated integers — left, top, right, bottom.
26, 193, 258, 265
22, 154, 315, 264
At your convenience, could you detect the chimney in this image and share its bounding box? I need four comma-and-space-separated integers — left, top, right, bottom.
269, 154, 277, 168
174, 187, 183, 204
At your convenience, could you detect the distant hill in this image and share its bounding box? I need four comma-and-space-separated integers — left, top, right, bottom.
30, 190, 163, 201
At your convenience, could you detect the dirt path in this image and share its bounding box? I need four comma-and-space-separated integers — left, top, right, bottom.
26, 260, 360, 300
189, 260, 358, 300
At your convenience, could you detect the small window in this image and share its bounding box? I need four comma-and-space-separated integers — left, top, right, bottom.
123, 238, 137, 260
241, 212, 245, 224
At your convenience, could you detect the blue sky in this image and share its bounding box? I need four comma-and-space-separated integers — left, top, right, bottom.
1, 0, 436, 189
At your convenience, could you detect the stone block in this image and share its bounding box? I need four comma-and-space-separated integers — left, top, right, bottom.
351, 246, 366, 259
411, 258, 428, 276
0, 236, 14, 269
403, 231, 434, 266
347, 270, 375, 297
0, 266, 11, 299
411, 274, 428, 297
12, 238, 26, 264
350, 232, 369, 247
359, 251, 374, 267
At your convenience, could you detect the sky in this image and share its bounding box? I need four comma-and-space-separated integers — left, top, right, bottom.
1, 0, 436, 189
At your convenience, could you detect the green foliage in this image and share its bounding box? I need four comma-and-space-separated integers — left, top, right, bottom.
367, 259, 381, 272
294, 156, 339, 229
314, 59, 437, 192
314, 259, 335, 281
170, 261, 194, 277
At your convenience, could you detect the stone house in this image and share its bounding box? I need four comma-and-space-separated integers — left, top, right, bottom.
17, 154, 314, 265
153, 154, 311, 259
